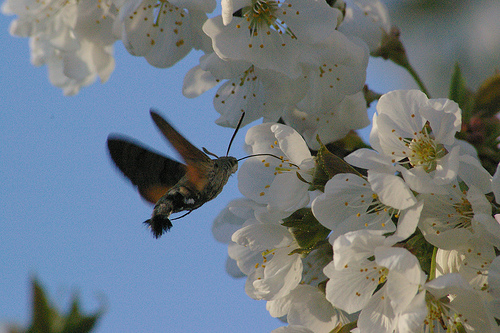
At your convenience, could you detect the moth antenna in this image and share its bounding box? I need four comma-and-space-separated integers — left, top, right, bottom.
203, 147, 219, 158
226, 112, 246, 156
237, 153, 300, 168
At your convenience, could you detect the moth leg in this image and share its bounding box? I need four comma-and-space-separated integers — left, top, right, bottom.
171, 210, 193, 220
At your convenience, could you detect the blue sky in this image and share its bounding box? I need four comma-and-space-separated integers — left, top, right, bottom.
0, 7, 416, 333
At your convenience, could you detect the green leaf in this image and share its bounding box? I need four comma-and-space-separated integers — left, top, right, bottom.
310, 136, 362, 191
282, 208, 331, 254
28, 278, 59, 333
24, 278, 103, 333
473, 72, 500, 117
403, 229, 434, 276
61, 297, 102, 333
448, 63, 474, 120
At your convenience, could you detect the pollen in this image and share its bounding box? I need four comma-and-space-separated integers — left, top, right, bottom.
260, 192, 265, 196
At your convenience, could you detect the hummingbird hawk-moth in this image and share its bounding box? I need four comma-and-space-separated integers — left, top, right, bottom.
107, 110, 241, 238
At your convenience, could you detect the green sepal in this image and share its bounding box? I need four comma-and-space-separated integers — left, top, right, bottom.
26, 277, 103, 333
296, 171, 311, 185
310, 135, 362, 192
282, 208, 331, 255
330, 321, 358, 333
288, 240, 330, 256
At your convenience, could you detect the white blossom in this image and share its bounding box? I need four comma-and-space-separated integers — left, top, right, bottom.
418, 182, 500, 250
312, 173, 398, 242
212, 198, 265, 278
323, 230, 427, 332
435, 241, 494, 294
424, 273, 497, 332
487, 256, 500, 319
238, 123, 315, 213
230, 213, 302, 301
348, 90, 491, 194
183, 41, 368, 130
283, 91, 370, 150
271, 325, 314, 333
117, 0, 214, 68
198, 0, 369, 128
3, 0, 118, 94
338, 0, 391, 53
269, 285, 349, 333
204, 0, 343, 79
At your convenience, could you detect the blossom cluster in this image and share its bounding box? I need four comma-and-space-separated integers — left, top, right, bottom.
2, 0, 392, 147
214, 90, 500, 332
4, 0, 500, 332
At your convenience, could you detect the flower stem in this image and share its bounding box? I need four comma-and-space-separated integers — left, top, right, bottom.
404, 62, 430, 98
374, 26, 431, 97
429, 246, 438, 281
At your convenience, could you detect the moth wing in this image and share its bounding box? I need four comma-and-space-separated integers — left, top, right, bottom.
150, 110, 213, 192
107, 135, 187, 204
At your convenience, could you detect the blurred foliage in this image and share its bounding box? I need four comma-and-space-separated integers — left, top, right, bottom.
4, 278, 103, 333
450, 65, 500, 175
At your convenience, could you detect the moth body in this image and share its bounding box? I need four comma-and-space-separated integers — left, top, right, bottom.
107, 110, 240, 238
